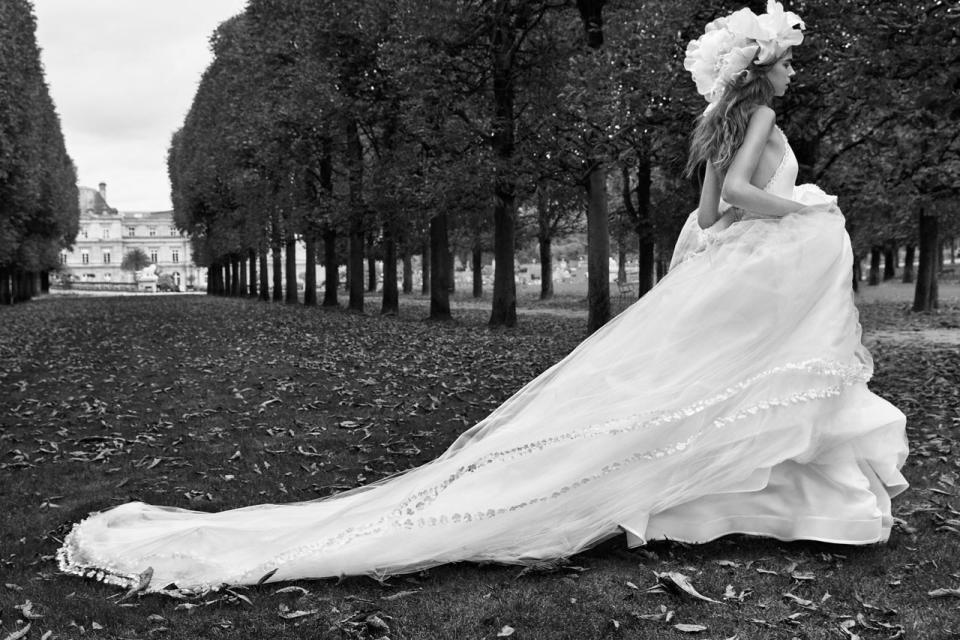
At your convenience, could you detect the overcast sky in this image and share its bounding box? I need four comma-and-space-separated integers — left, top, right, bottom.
33, 0, 249, 212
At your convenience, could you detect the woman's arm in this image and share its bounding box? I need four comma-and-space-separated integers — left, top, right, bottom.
720, 106, 804, 217
696, 161, 722, 230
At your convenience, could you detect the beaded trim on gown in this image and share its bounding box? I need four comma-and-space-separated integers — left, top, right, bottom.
58, 128, 908, 593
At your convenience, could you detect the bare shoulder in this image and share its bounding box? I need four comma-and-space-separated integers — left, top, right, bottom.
747, 106, 776, 134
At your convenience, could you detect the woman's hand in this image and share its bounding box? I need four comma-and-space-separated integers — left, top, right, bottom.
793, 201, 840, 217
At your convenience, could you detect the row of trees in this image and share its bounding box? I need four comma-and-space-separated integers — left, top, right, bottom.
0, 0, 79, 304
170, 0, 958, 327
784, 0, 960, 310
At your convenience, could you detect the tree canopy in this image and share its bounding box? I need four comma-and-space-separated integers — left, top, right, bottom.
0, 0, 79, 303
169, 0, 959, 322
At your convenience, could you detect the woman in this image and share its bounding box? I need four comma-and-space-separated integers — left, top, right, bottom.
58, 2, 908, 594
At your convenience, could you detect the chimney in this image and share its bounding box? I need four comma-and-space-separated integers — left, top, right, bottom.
98, 182, 107, 201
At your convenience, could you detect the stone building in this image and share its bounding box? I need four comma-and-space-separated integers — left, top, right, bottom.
59, 183, 204, 290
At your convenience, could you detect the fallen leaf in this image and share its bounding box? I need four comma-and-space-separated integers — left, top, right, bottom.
14, 600, 43, 619
380, 588, 422, 601
782, 592, 814, 608
256, 568, 278, 586
839, 619, 861, 640
2, 624, 31, 640
674, 623, 708, 633
278, 604, 319, 619
928, 587, 960, 598
651, 572, 720, 603
497, 626, 515, 637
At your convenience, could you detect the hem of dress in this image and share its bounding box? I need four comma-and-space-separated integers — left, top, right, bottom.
620, 512, 891, 548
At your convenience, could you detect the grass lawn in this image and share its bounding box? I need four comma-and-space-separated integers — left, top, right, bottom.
1, 287, 959, 639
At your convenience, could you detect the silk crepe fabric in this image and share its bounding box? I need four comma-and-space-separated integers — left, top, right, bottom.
58, 130, 908, 593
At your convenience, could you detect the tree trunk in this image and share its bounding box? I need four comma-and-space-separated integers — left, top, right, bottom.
447, 248, 455, 293
488, 11, 517, 328
0, 267, 10, 304
367, 238, 377, 292
258, 242, 269, 301
271, 215, 283, 302
285, 234, 297, 304
868, 246, 881, 286
205, 261, 215, 295
586, 161, 610, 333
346, 119, 365, 313
323, 227, 338, 307
223, 259, 232, 296
536, 184, 554, 300
304, 233, 317, 306
473, 245, 484, 298
913, 207, 939, 312
539, 236, 554, 300
883, 244, 896, 281
851, 253, 860, 293
421, 242, 430, 295
635, 155, 655, 297
617, 247, 626, 284
40, 271, 49, 294
381, 226, 399, 316
237, 253, 247, 296
429, 213, 452, 321
248, 247, 257, 297
902, 245, 915, 283
235, 256, 243, 296
402, 252, 413, 294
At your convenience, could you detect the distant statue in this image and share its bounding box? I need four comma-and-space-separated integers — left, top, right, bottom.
136, 264, 158, 280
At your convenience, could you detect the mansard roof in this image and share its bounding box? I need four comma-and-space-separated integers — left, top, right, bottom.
78, 186, 118, 216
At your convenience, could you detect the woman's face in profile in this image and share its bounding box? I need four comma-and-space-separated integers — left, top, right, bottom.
767, 52, 796, 97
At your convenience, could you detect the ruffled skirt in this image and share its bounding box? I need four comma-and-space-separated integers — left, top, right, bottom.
58, 190, 908, 592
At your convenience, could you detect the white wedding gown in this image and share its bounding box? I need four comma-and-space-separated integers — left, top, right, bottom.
58, 129, 908, 593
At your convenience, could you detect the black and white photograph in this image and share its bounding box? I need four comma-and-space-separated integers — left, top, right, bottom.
1, 0, 958, 638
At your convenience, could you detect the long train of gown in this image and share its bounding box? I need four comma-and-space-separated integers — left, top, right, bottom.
57, 130, 908, 592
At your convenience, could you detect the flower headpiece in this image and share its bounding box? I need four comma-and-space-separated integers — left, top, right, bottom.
684, 0, 804, 106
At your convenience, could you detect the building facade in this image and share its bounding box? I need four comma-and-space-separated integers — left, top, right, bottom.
59, 183, 204, 290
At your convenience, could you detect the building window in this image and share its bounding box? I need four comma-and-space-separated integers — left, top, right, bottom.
59, 252, 68, 264
81, 227, 89, 239
172, 249, 179, 263
150, 249, 158, 263
127, 226, 136, 237
101, 225, 110, 239
169, 226, 178, 237
81, 251, 90, 265
102, 249, 111, 264
149, 226, 157, 237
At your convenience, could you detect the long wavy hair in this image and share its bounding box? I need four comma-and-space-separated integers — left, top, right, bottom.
684, 56, 780, 178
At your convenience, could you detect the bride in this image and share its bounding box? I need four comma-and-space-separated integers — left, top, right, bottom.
58, 1, 908, 593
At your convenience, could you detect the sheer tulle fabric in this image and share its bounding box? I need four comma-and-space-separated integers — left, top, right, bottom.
58, 134, 908, 593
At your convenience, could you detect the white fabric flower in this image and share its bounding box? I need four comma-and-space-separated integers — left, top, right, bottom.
684, 1, 805, 105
